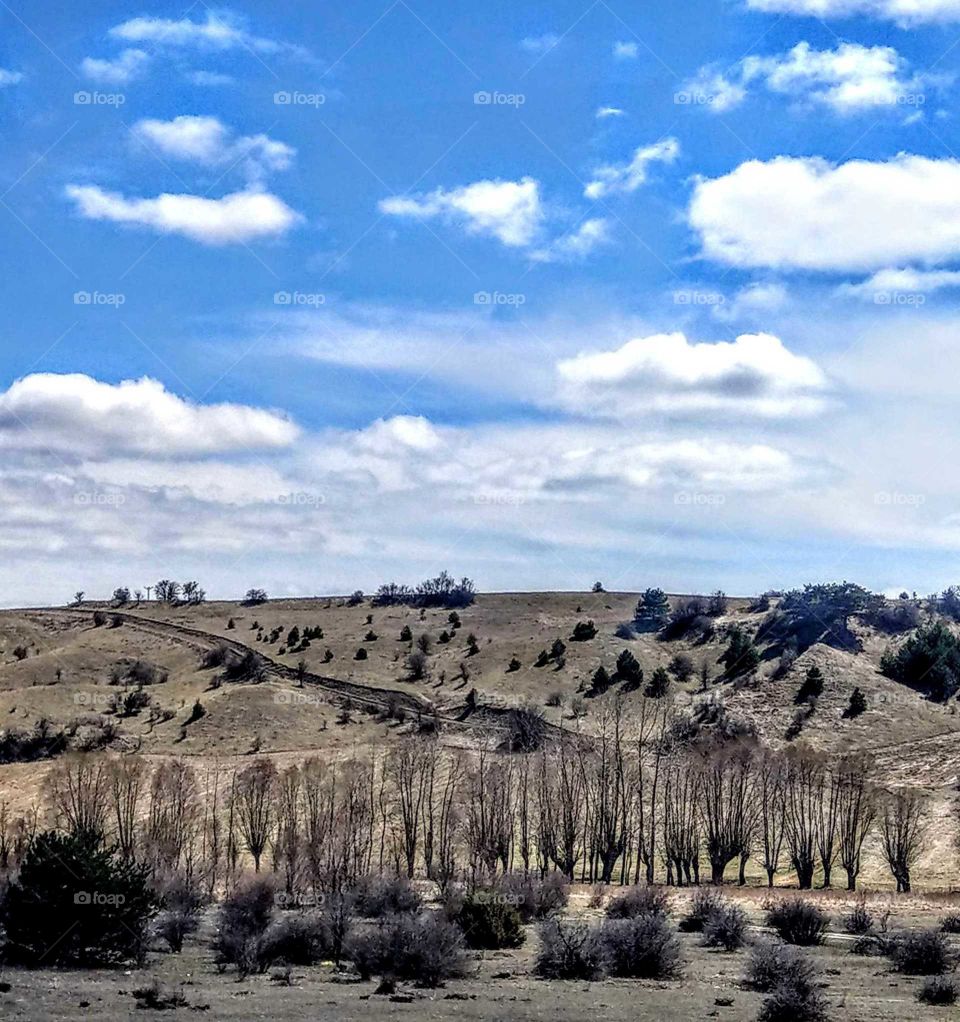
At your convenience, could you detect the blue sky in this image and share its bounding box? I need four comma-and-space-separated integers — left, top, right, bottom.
1, 0, 960, 604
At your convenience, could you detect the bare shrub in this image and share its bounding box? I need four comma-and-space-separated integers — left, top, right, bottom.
765, 897, 829, 946
758, 973, 829, 1022
745, 940, 813, 992
258, 912, 330, 967
498, 871, 569, 923
599, 914, 683, 979
940, 912, 960, 934
605, 885, 669, 920
918, 976, 958, 1005
345, 910, 467, 987
453, 892, 524, 949
679, 888, 726, 933
534, 917, 606, 980
352, 874, 421, 918
887, 929, 952, 975
841, 896, 873, 935
702, 901, 748, 951
212, 878, 275, 976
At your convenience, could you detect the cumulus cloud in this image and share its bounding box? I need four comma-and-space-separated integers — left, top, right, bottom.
132, 116, 294, 181
613, 41, 639, 59
0, 374, 299, 458
81, 48, 150, 84
108, 10, 303, 55
839, 267, 960, 299
64, 185, 301, 245
380, 178, 544, 248
521, 34, 561, 55
695, 42, 933, 116
596, 106, 626, 119
556, 332, 828, 418
530, 218, 611, 263
185, 70, 235, 86
0, 69, 23, 87
746, 0, 960, 25
689, 154, 960, 272
584, 138, 679, 199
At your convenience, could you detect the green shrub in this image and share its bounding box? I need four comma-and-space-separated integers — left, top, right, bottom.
454, 892, 524, 949
765, 897, 829, 946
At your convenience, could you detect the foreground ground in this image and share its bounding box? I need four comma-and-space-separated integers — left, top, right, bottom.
0, 889, 955, 1021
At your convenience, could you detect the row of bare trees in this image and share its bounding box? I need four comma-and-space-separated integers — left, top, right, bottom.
0, 707, 935, 896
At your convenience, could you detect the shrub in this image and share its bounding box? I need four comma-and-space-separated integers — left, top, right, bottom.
534, 917, 606, 980
668, 653, 695, 682
599, 914, 683, 978
679, 888, 726, 933
645, 666, 671, 698
940, 912, 960, 934
615, 650, 643, 689
759, 973, 829, 1022
745, 940, 814, 993
719, 628, 760, 678
796, 666, 826, 704
571, 620, 597, 641
406, 650, 428, 680
545, 690, 563, 707
258, 912, 330, 967
352, 874, 421, 918
399, 625, 412, 642
507, 657, 521, 673
354, 647, 368, 660
345, 910, 467, 987
1, 830, 156, 966
605, 885, 669, 920
844, 687, 868, 719
765, 898, 829, 946
152, 872, 205, 953
702, 901, 748, 951
841, 896, 873, 935
506, 702, 547, 752
498, 871, 569, 923
918, 976, 959, 1005
213, 878, 276, 976
881, 622, 960, 702
454, 891, 525, 949
888, 929, 952, 975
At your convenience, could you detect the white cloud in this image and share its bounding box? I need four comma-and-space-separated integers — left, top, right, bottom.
0, 374, 299, 458
584, 138, 679, 199
557, 331, 828, 418
530, 218, 611, 263
0, 69, 23, 87
185, 70, 235, 86
714, 282, 790, 322
132, 116, 294, 181
596, 106, 626, 119
379, 178, 544, 248
521, 34, 561, 55
684, 43, 932, 116
839, 267, 960, 299
613, 41, 639, 59
65, 185, 301, 245
80, 48, 150, 84
746, 0, 960, 26
689, 154, 960, 272
109, 10, 301, 55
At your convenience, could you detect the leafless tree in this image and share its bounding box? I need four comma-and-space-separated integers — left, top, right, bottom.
783, 750, 821, 889
235, 758, 277, 872
756, 750, 786, 887
836, 755, 877, 891
45, 754, 109, 837
880, 788, 927, 893
107, 755, 146, 859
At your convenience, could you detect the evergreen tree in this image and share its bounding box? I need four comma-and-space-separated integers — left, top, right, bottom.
719, 628, 760, 678
635, 587, 671, 628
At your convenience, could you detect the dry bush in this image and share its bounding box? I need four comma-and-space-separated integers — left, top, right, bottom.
758, 973, 829, 1022
605, 885, 669, 920
918, 976, 958, 1005
702, 901, 748, 951
841, 896, 873, 936
534, 917, 606, 980
765, 897, 829, 946
679, 888, 726, 933
453, 892, 524, 949
351, 874, 421, 918
744, 940, 813, 992
345, 910, 467, 987
497, 871, 569, 923
599, 914, 683, 979
887, 929, 952, 975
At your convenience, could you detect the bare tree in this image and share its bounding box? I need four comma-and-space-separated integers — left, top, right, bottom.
880, 789, 927, 893
45, 755, 109, 837
695, 739, 755, 885
235, 758, 277, 872
107, 755, 146, 859
836, 755, 877, 891
783, 750, 820, 889
756, 750, 786, 887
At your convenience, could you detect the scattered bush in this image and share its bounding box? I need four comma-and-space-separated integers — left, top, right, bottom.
352, 874, 422, 918
702, 901, 748, 951
507, 656, 521, 673
354, 647, 368, 661
498, 871, 569, 923
534, 917, 606, 980
918, 975, 959, 1005
765, 898, 829, 946
453, 891, 525, 949
668, 653, 695, 682
795, 666, 826, 704
888, 928, 952, 975
399, 625, 412, 642
679, 888, 726, 933
213, 878, 276, 976
880, 622, 960, 702
506, 702, 547, 752
571, 620, 597, 641
599, 914, 683, 978
841, 896, 873, 936
844, 687, 868, 719
258, 912, 330, 967
605, 885, 669, 920
940, 912, 960, 934
745, 940, 814, 992
345, 910, 467, 987
758, 972, 829, 1022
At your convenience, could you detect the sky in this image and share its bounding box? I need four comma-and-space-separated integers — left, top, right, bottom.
1, 0, 960, 605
